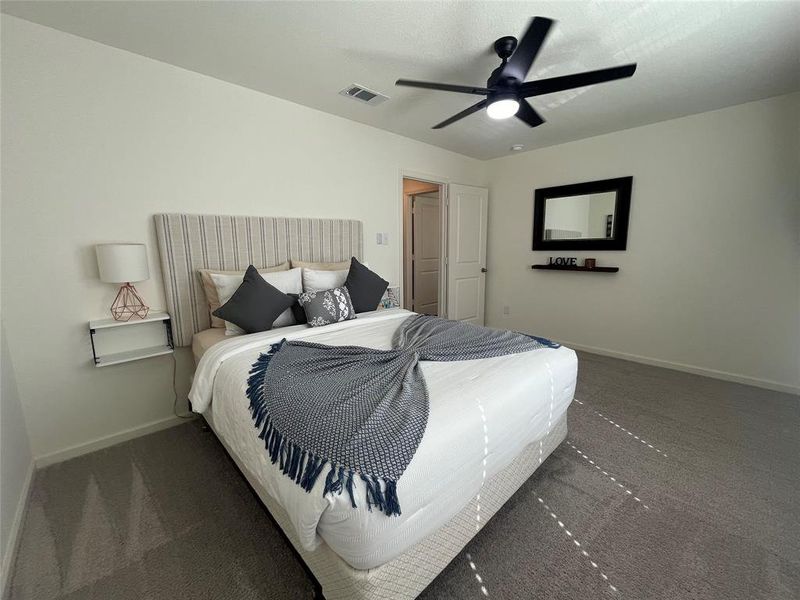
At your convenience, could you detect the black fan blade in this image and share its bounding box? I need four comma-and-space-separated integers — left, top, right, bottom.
520, 64, 637, 97
515, 99, 545, 127
432, 99, 488, 129
396, 79, 490, 95
503, 17, 554, 81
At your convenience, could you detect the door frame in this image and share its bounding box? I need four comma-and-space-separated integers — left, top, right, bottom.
398, 170, 449, 317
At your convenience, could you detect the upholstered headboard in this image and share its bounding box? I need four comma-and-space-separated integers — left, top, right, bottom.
154, 213, 363, 346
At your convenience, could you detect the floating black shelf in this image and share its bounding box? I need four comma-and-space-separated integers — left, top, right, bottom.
532, 265, 619, 273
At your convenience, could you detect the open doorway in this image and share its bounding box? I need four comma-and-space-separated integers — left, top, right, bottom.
402, 178, 444, 315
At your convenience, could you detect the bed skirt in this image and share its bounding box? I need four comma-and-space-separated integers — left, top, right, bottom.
204, 410, 568, 600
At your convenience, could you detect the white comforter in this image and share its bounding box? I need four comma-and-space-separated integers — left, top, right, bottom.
189, 309, 577, 569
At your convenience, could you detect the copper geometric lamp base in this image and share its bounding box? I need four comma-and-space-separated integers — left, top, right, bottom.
111, 282, 149, 321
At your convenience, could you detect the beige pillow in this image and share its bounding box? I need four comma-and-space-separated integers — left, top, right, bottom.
198, 261, 290, 328
302, 268, 349, 293
290, 259, 351, 271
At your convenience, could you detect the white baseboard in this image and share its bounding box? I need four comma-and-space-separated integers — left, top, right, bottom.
0, 461, 34, 596
34, 415, 190, 468
561, 340, 800, 396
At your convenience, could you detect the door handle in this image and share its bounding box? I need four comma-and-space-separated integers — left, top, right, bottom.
481, 268, 487, 273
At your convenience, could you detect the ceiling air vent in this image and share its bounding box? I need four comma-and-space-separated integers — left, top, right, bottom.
339, 84, 389, 106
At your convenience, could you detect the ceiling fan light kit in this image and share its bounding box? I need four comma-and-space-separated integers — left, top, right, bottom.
486, 96, 520, 120
396, 17, 637, 130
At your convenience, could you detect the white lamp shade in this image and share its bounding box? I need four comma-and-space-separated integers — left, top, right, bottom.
96, 244, 150, 283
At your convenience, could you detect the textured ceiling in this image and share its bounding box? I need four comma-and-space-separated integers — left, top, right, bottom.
3, 1, 799, 160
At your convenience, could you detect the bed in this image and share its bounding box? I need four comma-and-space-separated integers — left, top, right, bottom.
155, 213, 576, 600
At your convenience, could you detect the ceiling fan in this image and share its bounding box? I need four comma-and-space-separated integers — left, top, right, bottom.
396, 17, 637, 129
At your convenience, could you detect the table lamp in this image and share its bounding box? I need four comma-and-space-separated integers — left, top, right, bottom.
96, 243, 150, 321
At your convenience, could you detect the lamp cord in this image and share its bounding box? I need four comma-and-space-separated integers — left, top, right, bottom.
171, 352, 194, 420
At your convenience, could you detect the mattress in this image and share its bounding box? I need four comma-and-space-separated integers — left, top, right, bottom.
189, 309, 577, 570
191, 328, 228, 364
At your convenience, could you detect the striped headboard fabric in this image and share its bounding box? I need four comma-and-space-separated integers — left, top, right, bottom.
154, 214, 363, 346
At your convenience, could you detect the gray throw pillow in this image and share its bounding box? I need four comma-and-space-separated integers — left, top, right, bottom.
212, 265, 293, 334
345, 257, 389, 313
299, 287, 356, 327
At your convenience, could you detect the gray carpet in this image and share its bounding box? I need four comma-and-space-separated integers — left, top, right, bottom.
7, 351, 800, 599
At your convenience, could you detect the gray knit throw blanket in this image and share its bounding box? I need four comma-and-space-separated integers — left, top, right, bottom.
245, 314, 559, 516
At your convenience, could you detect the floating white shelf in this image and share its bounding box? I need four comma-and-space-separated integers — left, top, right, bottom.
94, 345, 174, 368
88, 311, 174, 367
89, 311, 170, 330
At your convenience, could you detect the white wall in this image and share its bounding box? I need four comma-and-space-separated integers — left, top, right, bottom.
0, 15, 486, 460
0, 322, 33, 590
486, 93, 800, 393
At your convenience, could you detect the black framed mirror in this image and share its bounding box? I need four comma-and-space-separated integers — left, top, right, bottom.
532, 176, 632, 251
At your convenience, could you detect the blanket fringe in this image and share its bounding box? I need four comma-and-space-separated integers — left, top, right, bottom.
518, 332, 560, 348
245, 342, 402, 517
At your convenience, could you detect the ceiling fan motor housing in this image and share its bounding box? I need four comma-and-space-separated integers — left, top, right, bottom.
489, 37, 522, 89
494, 36, 518, 60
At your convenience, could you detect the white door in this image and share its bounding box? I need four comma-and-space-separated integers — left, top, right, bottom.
412, 196, 440, 315
446, 184, 488, 325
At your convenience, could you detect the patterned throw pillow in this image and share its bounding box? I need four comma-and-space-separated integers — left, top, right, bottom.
299, 287, 356, 327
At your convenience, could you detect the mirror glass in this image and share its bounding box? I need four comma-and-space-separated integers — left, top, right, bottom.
543, 191, 617, 240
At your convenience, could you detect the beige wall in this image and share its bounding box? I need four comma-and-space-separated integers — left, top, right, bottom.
0, 16, 486, 460
485, 93, 800, 393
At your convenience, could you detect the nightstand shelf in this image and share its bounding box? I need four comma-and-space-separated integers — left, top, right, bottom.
89, 311, 173, 330
94, 345, 174, 368
89, 311, 174, 367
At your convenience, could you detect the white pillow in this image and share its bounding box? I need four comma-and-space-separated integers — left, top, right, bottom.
302, 268, 349, 293
211, 267, 303, 335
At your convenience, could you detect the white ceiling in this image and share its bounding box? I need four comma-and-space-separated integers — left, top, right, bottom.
3, 1, 799, 160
